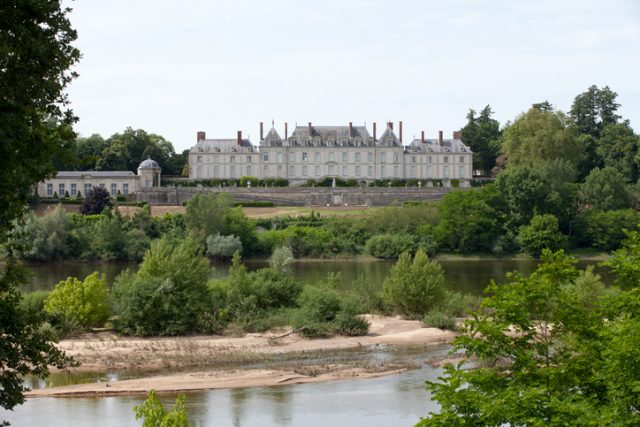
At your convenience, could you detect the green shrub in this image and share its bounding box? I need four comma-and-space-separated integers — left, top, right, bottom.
573, 209, 640, 251
366, 233, 416, 259
382, 249, 446, 318
44, 272, 110, 329
113, 236, 211, 335
134, 390, 189, 427
335, 297, 370, 336
206, 234, 242, 259
298, 286, 342, 323
423, 310, 456, 330
518, 214, 567, 258
19, 290, 50, 322
239, 176, 259, 187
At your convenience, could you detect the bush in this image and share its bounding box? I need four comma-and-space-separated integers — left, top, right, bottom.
82, 187, 113, 215
298, 286, 342, 323
113, 236, 211, 335
206, 234, 242, 259
573, 209, 640, 251
134, 390, 189, 427
19, 290, 50, 323
184, 192, 234, 242
44, 272, 110, 329
518, 214, 567, 258
335, 297, 370, 336
423, 310, 456, 330
269, 246, 294, 274
580, 167, 629, 211
366, 233, 416, 259
382, 249, 446, 318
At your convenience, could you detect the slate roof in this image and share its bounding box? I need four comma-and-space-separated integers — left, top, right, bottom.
405, 138, 472, 153
263, 124, 373, 147
192, 139, 257, 153
377, 124, 401, 147
54, 171, 136, 178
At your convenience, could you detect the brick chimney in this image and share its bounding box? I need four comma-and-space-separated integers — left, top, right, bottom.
399, 121, 403, 143
237, 130, 242, 146
421, 130, 425, 143
260, 122, 264, 141
308, 122, 312, 136
438, 130, 443, 145
388, 121, 393, 130
197, 131, 206, 142
349, 122, 353, 137
373, 122, 377, 142
453, 130, 461, 140
285, 122, 288, 140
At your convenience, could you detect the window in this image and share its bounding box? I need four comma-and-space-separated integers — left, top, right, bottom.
380, 152, 386, 163
277, 152, 284, 163
394, 153, 399, 163
84, 183, 92, 195
368, 166, 373, 177
263, 154, 269, 162
444, 166, 449, 178
328, 165, 335, 175
70, 183, 77, 196
381, 165, 386, 178
459, 156, 464, 163
411, 165, 416, 178
302, 152, 308, 162
47, 183, 53, 196
356, 165, 361, 177
263, 165, 270, 176
247, 156, 252, 163
459, 165, 466, 178
443, 156, 449, 163
342, 152, 348, 162
145, 179, 150, 187
427, 166, 433, 178
289, 152, 294, 162
230, 155, 235, 163
428, 156, 432, 163
246, 165, 252, 176
394, 165, 400, 177
197, 155, 202, 163
315, 165, 320, 177
412, 156, 416, 163
59, 183, 65, 195
329, 152, 335, 162
368, 152, 373, 162
303, 165, 308, 176
123, 183, 129, 195
230, 165, 236, 178
314, 152, 320, 162
214, 165, 219, 178
289, 165, 294, 176
111, 183, 117, 196
213, 155, 219, 164
355, 152, 361, 162
342, 166, 347, 176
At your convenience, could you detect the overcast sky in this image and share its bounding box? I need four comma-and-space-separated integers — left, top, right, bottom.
62, 0, 640, 152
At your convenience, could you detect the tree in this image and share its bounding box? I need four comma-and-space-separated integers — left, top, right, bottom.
206, 234, 242, 259
501, 107, 583, 170
134, 390, 189, 427
382, 249, 446, 318
517, 214, 566, 258
184, 193, 233, 242
113, 236, 211, 335
81, 186, 113, 215
434, 187, 503, 253
44, 272, 110, 329
460, 106, 502, 174
0, 0, 79, 419
596, 123, 640, 183
269, 246, 295, 275
580, 167, 629, 211
570, 85, 621, 139
417, 249, 640, 426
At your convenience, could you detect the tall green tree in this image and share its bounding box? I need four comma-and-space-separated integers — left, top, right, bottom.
501, 107, 583, 170
570, 85, 621, 139
417, 249, 640, 426
596, 123, 640, 183
580, 167, 629, 211
461, 106, 502, 174
0, 0, 78, 420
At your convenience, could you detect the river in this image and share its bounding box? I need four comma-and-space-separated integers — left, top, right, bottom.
5, 257, 610, 426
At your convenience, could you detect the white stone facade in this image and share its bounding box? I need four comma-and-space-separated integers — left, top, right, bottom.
189, 122, 473, 185
38, 158, 162, 198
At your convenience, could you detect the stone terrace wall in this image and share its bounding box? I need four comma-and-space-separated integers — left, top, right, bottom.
136, 187, 456, 206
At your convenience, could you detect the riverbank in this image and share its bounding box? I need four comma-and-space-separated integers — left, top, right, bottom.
26, 315, 457, 398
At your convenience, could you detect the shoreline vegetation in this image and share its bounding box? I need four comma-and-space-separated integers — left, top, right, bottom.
26, 315, 457, 398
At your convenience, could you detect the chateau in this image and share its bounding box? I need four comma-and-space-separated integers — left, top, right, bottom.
189, 122, 473, 186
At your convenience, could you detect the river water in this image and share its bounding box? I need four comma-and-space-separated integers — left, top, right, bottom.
5, 258, 610, 426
